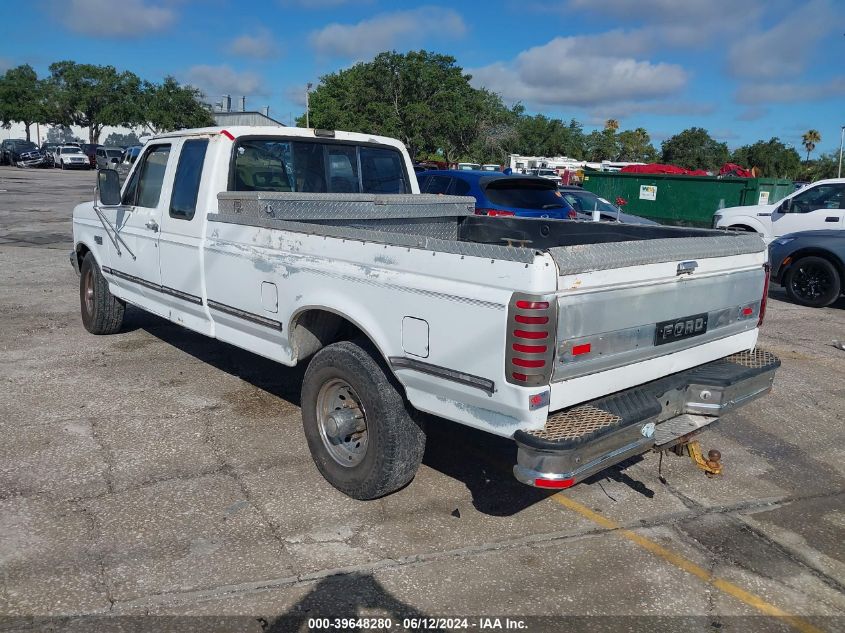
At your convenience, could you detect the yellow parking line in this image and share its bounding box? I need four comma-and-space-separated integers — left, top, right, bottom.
551, 493, 825, 633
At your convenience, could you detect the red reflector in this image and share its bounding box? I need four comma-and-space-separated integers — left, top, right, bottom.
530, 394, 544, 406
572, 343, 591, 356
567, 209, 577, 220
513, 343, 547, 353
742, 306, 753, 316
488, 209, 515, 217
512, 372, 529, 381
534, 477, 576, 489
515, 315, 549, 324
514, 330, 549, 339
512, 358, 546, 368
515, 300, 549, 309
220, 129, 235, 141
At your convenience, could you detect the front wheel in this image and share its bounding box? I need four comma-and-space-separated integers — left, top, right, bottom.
785, 256, 841, 308
301, 339, 426, 499
80, 252, 125, 334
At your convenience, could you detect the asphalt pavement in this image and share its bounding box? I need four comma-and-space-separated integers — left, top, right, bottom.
0, 166, 843, 632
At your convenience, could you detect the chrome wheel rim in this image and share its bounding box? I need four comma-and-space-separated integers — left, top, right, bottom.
83, 267, 95, 314
316, 378, 368, 467
792, 263, 832, 301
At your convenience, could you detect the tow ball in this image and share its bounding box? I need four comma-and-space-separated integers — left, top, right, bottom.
658, 440, 723, 483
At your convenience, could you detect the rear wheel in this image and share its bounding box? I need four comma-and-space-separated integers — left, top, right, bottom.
80, 252, 125, 334
301, 339, 426, 499
785, 256, 841, 308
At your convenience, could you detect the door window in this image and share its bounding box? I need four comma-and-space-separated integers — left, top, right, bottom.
791, 184, 845, 213
135, 145, 171, 208
170, 139, 208, 220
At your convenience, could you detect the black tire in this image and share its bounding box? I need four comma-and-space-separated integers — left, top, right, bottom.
60, 161, 65, 170
785, 256, 841, 308
80, 252, 125, 334
301, 339, 426, 500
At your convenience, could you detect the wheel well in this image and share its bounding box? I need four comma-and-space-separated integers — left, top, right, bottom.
783, 248, 845, 282
727, 224, 758, 233
74, 243, 91, 270
290, 308, 382, 363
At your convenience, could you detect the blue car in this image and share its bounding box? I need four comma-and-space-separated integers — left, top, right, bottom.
417, 170, 577, 220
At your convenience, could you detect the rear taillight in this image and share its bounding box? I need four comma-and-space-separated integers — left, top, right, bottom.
567, 209, 577, 220
477, 208, 516, 217
507, 293, 557, 386
758, 263, 771, 327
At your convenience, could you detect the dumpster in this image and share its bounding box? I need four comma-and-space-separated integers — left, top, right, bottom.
581, 172, 793, 227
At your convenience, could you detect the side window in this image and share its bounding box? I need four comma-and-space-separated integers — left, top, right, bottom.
170, 139, 208, 220
451, 178, 471, 196
424, 175, 451, 194
360, 146, 408, 193
133, 145, 171, 208
791, 185, 845, 213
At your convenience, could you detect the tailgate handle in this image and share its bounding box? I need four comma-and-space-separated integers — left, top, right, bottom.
677, 260, 698, 276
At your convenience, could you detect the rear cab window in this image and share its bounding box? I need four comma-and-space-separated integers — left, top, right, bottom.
229, 137, 409, 194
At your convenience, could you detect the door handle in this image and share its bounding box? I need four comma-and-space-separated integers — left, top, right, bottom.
825, 217, 838, 222
145, 220, 159, 232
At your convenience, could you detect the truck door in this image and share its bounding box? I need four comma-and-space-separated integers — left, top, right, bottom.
771, 183, 845, 237
157, 137, 211, 333
103, 143, 172, 312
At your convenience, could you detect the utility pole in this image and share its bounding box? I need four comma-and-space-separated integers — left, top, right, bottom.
305, 82, 313, 128
839, 125, 844, 179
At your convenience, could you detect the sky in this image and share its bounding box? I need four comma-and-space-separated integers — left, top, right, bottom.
1, 0, 843, 153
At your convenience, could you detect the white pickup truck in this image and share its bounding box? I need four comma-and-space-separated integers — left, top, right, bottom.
71, 126, 780, 499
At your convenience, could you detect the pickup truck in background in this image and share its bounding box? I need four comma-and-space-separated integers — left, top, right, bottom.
71, 126, 780, 499
714, 178, 845, 241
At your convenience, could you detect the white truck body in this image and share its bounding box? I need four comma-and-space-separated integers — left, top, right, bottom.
71, 126, 780, 496
714, 178, 845, 241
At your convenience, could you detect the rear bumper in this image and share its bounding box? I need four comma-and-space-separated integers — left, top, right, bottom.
513, 349, 779, 488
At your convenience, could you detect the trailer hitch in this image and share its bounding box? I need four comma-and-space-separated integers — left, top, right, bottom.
673, 441, 722, 477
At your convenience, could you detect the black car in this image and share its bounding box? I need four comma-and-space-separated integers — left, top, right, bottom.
0, 139, 49, 168
769, 230, 845, 308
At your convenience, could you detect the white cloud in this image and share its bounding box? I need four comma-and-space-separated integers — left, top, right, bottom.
282, 0, 365, 6
727, 0, 839, 79
284, 85, 309, 108
735, 77, 845, 105
185, 65, 265, 100
736, 106, 768, 122
588, 100, 716, 122
50, 0, 175, 37
0, 58, 12, 74
309, 7, 466, 58
227, 29, 282, 60
469, 35, 688, 109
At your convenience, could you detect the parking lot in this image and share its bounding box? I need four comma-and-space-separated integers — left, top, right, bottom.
0, 166, 843, 631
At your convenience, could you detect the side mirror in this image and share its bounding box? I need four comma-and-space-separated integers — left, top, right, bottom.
97, 169, 122, 206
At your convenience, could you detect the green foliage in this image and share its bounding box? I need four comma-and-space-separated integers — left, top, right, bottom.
142, 76, 213, 134
617, 128, 658, 162
46, 125, 82, 144
48, 61, 145, 143
730, 137, 801, 179
0, 64, 46, 141
801, 152, 840, 181
103, 131, 141, 148
801, 129, 821, 161
661, 127, 729, 171
509, 114, 585, 159
297, 50, 516, 161
585, 129, 619, 161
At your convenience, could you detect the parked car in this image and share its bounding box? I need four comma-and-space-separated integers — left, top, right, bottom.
80, 143, 102, 167
714, 178, 845, 241
528, 168, 562, 184
418, 169, 577, 220
54, 145, 91, 169
71, 125, 778, 498
0, 139, 49, 168
116, 145, 142, 180
769, 231, 844, 308
95, 146, 124, 170
558, 186, 659, 225
40, 142, 61, 167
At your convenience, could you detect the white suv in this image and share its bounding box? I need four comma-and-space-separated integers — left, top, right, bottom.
714, 178, 845, 241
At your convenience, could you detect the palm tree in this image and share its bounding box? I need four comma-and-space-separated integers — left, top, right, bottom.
801, 129, 821, 161
604, 119, 619, 132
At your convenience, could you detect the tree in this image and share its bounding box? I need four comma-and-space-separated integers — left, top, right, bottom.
0, 65, 45, 142
661, 127, 729, 171
509, 114, 585, 159
585, 128, 619, 161
730, 137, 801, 179
801, 129, 821, 162
617, 128, 658, 162
801, 152, 839, 181
604, 119, 619, 132
46, 125, 82, 144
142, 76, 213, 134
48, 61, 144, 143
103, 131, 141, 148
297, 50, 509, 161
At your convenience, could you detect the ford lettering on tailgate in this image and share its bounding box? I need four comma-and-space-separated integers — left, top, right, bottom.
654, 313, 708, 346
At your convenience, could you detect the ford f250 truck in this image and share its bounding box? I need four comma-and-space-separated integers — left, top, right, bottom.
71, 126, 780, 499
